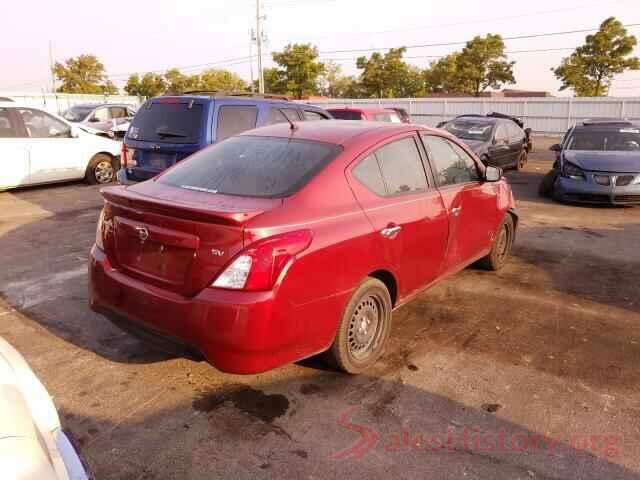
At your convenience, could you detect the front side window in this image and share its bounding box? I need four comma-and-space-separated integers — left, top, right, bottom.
216, 105, 258, 141
19, 109, 70, 138
422, 135, 479, 187
110, 107, 127, 119
494, 124, 508, 143
62, 105, 93, 122
0, 108, 20, 138
159, 136, 341, 198
93, 108, 110, 122
373, 112, 402, 123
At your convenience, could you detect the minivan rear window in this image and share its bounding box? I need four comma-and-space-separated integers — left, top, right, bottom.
159, 136, 342, 198
128, 102, 203, 144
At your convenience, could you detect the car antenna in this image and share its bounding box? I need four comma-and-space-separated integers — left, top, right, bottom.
279, 109, 298, 133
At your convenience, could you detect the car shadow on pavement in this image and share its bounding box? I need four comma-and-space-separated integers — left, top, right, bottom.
0, 185, 175, 364
60, 371, 640, 480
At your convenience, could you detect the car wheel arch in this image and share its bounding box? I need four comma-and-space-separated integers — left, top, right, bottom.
367, 269, 398, 307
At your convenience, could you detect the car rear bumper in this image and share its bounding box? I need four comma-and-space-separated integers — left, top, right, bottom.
117, 167, 163, 184
89, 246, 308, 374
555, 176, 640, 205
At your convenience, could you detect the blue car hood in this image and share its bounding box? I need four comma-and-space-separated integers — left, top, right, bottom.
564, 150, 640, 173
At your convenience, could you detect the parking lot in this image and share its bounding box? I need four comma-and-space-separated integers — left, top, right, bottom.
1, 137, 639, 479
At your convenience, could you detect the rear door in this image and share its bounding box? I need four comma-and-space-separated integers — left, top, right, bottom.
0, 108, 30, 188
488, 123, 511, 167
421, 134, 501, 273
506, 122, 525, 166
125, 99, 208, 181
347, 133, 449, 297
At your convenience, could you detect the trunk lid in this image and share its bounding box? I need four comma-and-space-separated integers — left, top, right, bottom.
101, 182, 281, 296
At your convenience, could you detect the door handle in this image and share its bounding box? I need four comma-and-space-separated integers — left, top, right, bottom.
451, 206, 462, 216
380, 225, 402, 238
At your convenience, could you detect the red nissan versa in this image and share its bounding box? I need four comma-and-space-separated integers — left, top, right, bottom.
89, 121, 517, 374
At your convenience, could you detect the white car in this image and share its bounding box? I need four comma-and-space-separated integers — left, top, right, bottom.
0, 101, 121, 190
0, 336, 91, 479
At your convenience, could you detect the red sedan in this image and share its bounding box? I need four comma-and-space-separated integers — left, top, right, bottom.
327, 106, 404, 123
89, 121, 517, 374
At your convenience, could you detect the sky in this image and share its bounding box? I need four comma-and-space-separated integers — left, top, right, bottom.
1, 0, 639, 96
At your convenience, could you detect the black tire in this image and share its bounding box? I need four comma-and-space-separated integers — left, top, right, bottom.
86, 153, 116, 185
538, 168, 559, 198
477, 215, 515, 271
325, 277, 392, 374
516, 151, 527, 170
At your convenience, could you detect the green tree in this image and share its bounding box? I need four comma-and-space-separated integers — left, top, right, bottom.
196, 68, 247, 92
124, 72, 167, 97
424, 53, 469, 94
319, 62, 360, 98
356, 48, 424, 98
454, 34, 515, 96
271, 44, 325, 98
553, 17, 639, 96
164, 68, 199, 94
53, 54, 117, 94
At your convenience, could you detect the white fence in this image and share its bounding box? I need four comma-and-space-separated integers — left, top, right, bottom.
311, 97, 640, 135
0, 92, 142, 115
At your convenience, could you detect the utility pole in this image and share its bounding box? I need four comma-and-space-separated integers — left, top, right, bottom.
256, 0, 265, 94
249, 29, 255, 93
48, 41, 56, 93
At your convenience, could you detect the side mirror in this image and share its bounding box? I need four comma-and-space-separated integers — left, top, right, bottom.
549, 143, 562, 152
70, 126, 80, 138
485, 165, 502, 182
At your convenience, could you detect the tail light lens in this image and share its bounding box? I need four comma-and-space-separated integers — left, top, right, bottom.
95, 208, 105, 250
122, 144, 137, 168
212, 230, 313, 291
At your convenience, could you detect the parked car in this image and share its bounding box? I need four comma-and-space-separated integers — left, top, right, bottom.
540, 120, 640, 205
62, 103, 136, 134
0, 102, 121, 190
439, 115, 528, 170
117, 93, 333, 184
0, 336, 92, 480
90, 121, 517, 375
326, 107, 403, 123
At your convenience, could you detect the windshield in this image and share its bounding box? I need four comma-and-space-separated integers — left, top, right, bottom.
128, 102, 204, 144
444, 121, 493, 141
159, 136, 342, 198
62, 106, 94, 122
567, 130, 640, 151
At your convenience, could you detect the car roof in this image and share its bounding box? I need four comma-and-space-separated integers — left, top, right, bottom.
574, 119, 639, 130
154, 95, 301, 106
452, 115, 499, 124
240, 120, 440, 146
0, 101, 46, 109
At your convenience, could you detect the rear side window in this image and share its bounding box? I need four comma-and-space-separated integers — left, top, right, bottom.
128, 102, 203, 144
330, 110, 362, 120
159, 136, 342, 198
422, 135, 479, 186
373, 112, 402, 123
216, 105, 258, 141
303, 110, 329, 120
267, 108, 300, 125
353, 137, 427, 196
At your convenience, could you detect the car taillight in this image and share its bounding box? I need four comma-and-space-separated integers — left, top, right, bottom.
212, 230, 313, 291
95, 208, 105, 250
122, 144, 137, 167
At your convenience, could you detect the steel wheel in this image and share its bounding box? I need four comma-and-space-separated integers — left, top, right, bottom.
347, 294, 383, 361
477, 214, 515, 271
94, 160, 115, 184
494, 222, 511, 264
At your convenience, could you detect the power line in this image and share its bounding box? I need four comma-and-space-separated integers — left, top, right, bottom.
317, 23, 640, 54
106, 55, 256, 80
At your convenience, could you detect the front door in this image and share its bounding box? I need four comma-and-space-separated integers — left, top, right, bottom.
0, 107, 30, 188
18, 108, 84, 183
488, 123, 512, 168
421, 134, 502, 273
347, 133, 449, 298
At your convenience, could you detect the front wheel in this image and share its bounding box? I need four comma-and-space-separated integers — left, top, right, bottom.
324, 277, 392, 374
477, 215, 515, 271
86, 153, 116, 185
516, 151, 527, 170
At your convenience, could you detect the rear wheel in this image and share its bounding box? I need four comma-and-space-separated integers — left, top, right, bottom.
538, 168, 559, 198
325, 277, 392, 374
86, 153, 115, 185
478, 215, 514, 271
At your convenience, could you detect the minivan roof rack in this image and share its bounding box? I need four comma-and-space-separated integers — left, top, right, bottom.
581, 118, 633, 126
180, 90, 290, 101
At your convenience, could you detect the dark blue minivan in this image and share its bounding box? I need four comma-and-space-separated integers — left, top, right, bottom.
118, 94, 333, 183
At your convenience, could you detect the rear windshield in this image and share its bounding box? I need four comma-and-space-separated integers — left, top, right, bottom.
158, 136, 342, 198
443, 121, 493, 141
128, 102, 203, 144
567, 129, 640, 151
62, 106, 94, 122
330, 110, 363, 120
